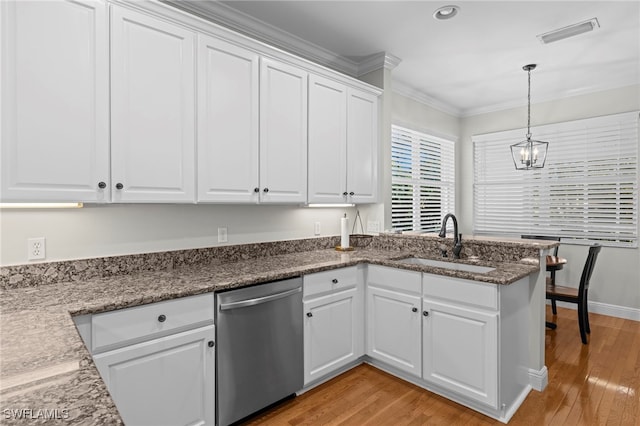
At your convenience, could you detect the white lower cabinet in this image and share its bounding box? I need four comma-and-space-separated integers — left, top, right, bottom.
76, 293, 216, 426
304, 288, 361, 384
365, 265, 529, 422
422, 299, 498, 408
366, 266, 422, 377
366, 286, 422, 377
303, 266, 363, 385
94, 325, 215, 426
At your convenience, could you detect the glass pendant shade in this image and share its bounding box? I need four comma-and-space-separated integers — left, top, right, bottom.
511, 64, 549, 170
510, 136, 549, 170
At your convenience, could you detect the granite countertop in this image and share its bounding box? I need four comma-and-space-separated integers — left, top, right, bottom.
0, 246, 539, 424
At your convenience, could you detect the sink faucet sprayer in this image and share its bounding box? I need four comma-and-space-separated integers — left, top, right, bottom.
439, 213, 462, 259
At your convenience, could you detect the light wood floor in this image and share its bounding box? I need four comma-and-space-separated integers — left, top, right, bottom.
243, 306, 640, 425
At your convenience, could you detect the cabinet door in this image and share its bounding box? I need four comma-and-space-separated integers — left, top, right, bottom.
303, 287, 362, 385
307, 75, 347, 203
422, 298, 498, 408
93, 325, 215, 426
1, 0, 109, 202
111, 6, 195, 202
367, 286, 421, 377
346, 89, 378, 204
259, 58, 307, 203
197, 35, 259, 203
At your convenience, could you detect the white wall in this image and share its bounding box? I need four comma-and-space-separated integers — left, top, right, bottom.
0, 204, 355, 266
459, 84, 640, 311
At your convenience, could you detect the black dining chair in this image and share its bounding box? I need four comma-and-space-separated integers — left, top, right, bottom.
521, 235, 561, 314
546, 244, 601, 344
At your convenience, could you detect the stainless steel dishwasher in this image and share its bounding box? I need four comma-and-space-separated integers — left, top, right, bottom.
216, 277, 303, 426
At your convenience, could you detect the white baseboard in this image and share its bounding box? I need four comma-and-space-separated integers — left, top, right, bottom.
528, 366, 548, 392
547, 300, 640, 322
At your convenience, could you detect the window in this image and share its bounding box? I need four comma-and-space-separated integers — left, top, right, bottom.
391, 125, 455, 232
473, 111, 639, 248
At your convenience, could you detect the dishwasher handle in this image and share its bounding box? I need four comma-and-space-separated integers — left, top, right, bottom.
219, 287, 301, 311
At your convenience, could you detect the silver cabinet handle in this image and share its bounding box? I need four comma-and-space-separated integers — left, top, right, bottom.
219, 287, 301, 311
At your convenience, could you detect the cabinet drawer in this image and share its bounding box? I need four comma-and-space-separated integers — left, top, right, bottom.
91, 293, 214, 353
304, 266, 358, 298
367, 264, 421, 295
423, 274, 497, 310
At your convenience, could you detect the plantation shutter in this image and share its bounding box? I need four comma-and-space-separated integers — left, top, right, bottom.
391, 125, 455, 232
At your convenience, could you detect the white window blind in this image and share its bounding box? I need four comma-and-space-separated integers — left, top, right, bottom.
473, 111, 639, 248
392, 125, 455, 232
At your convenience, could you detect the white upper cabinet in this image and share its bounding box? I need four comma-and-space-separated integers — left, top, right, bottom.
110, 6, 196, 203
197, 35, 259, 203
346, 89, 378, 204
307, 77, 379, 204
0, 0, 110, 202
2, 1, 379, 205
308, 75, 348, 203
259, 58, 308, 203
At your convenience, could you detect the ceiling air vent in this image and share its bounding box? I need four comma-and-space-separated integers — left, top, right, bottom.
537, 18, 600, 44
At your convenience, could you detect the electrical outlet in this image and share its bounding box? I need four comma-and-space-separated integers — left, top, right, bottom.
217, 227, 228, 243
27, 237, 46, 260
314, 222, 321, 236
367, 221, 380, 233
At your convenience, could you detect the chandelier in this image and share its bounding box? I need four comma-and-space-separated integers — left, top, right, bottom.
510, 64, 549, 170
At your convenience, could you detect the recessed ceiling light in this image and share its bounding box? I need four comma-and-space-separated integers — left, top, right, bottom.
433, 5, 460, 20
537, 18, 600, 44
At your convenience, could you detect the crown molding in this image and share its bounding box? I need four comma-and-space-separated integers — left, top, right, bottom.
162, 0, 361, 76
461, 79, 640, 117
356, 52, 402, 76
392, 80, 462, 117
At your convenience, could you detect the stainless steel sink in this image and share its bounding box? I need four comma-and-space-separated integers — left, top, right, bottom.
397, 257, 496, 273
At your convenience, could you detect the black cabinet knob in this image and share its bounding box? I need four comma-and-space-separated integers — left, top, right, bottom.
343, 192, 348, 196
263, 188, 269, 193
412, 307, 418, 313
158, 314, 166, 322
208, 340, 215, 348
98, 181, 106, 189
115, 183, 124, 190
349, 191, 355, 196
423, 311, 429, 317
306, 312, 313, 318
254, 187, 260, 193
332, 278, 338, 284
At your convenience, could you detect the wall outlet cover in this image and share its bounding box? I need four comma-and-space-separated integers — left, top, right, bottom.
314, 222, 321, 235
217, 227, 228, 243
27, 237, 46, 260
367, 221, 380, 233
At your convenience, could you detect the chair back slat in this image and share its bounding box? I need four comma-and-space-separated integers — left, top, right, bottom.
579, 244, 601, 293
521, 235, 560, 256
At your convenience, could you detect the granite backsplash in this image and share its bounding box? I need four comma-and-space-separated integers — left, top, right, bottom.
1, 233, 550, 290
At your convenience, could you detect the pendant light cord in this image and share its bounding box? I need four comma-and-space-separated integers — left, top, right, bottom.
527, 67, 531, 139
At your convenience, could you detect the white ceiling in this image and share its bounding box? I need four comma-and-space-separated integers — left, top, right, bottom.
183, 0, 640, 117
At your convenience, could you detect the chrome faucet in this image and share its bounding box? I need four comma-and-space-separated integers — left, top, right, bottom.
439, 213, 462, 259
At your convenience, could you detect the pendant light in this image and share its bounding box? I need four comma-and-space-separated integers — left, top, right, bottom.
510, 64, 549, 170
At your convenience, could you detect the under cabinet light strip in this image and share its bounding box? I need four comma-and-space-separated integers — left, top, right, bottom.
307, 203, 355, 208
0, 203, 84, 209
